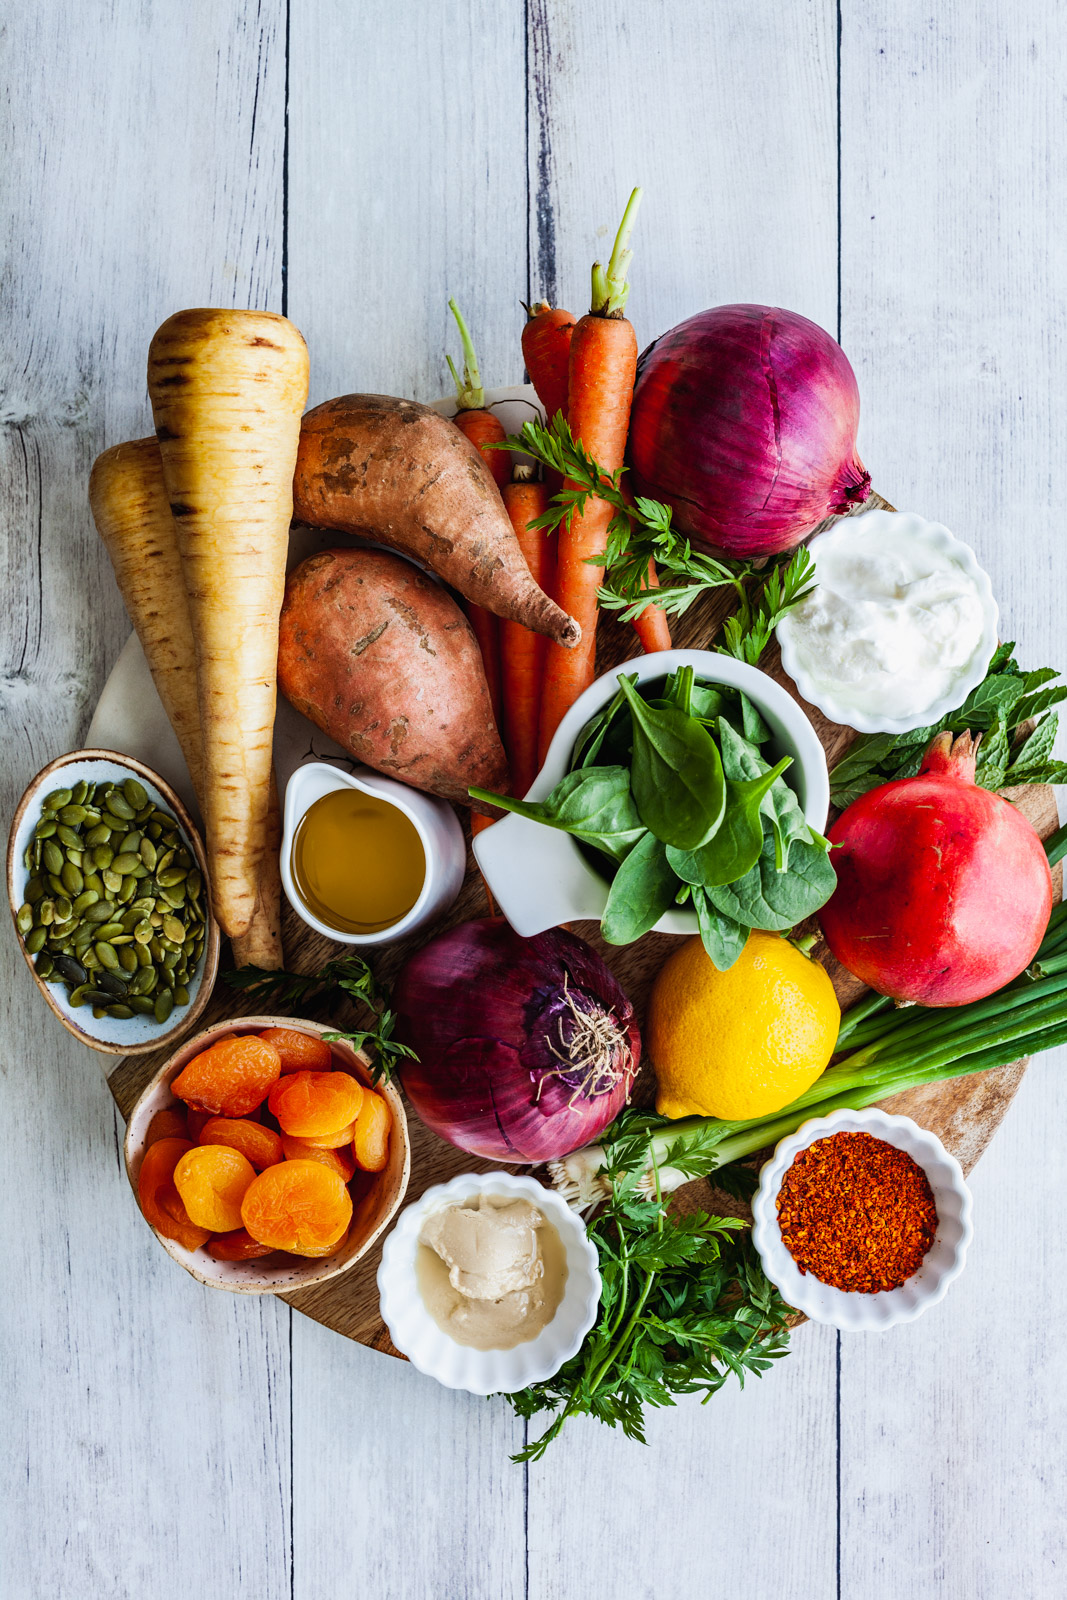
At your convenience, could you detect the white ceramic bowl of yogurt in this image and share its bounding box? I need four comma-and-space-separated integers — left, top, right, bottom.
777, 509, 999, 735
378, 1172, 601, 1395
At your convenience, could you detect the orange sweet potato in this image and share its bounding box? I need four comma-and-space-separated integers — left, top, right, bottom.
278, 547, 509, 806
292, 395, 579, 648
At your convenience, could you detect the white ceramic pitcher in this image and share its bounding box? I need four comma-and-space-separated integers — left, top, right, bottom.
473, 649, 830, 939
281, 762, 466, 945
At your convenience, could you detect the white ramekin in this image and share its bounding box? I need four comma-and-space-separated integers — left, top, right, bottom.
776, 508, 999, 735
751, 1107, 973, 1331
473, 648, 830, 939
377, 1172, 601, 1395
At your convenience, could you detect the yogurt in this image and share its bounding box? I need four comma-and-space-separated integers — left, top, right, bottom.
777, 510, 996, 730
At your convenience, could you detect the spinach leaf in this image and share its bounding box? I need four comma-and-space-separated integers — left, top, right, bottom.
761, 772, 813, 872
717, 718, 764, 782
688, 684, 729, 724
667, 757, 792, 888
740, 693, 771, 745
468, 768, 646, 862
691, 887, 749, 970
619, 677, 726, 851
571, 685, 628, 769
705, 828, 837, 932
601, 833, 680, 944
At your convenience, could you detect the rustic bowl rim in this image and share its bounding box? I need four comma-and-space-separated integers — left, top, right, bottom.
6, 747, 221, 1056
122, 1013, 411, 1295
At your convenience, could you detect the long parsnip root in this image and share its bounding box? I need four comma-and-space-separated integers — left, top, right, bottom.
89, 434, 285, 969
89, 439, 205, 798
148, 308, 308, 939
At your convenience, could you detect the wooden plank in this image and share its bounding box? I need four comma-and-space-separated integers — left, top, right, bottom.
0, 4, 292, 1595
838, 4, 1067, 1593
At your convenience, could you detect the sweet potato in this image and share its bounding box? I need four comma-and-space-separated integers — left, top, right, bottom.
278, 547, 508, 805
292, 394, 580, 650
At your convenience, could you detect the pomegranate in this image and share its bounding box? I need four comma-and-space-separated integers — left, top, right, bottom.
819, 730, 1052, 1006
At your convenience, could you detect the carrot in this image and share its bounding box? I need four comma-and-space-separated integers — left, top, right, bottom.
90, 432, 286, 968
631, 560, 673, 654
500, 469, 550, 797
521, 303, 576, 425
537, 189, 643, 761
446, 299, 508, 724
147, 308, 309, 940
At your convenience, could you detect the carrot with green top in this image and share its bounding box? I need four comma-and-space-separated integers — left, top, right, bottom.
500, 466, 550, 797
537, 188, 643, 760
447, 297, 508, 721
521, 302, 576, 425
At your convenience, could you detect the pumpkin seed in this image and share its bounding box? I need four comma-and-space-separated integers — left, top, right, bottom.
161, 915, 186, 943
35, 953, 54, 980
134, 921, 154, 944
37, 900, 55, 926
65, 850, 84, 872
58, 803, 87, 826
122, 777, 148, 810
46, 872, 65, 896
119, 878, 137, 903
101, 869, 121, 894
118, 947, 139, 974
16, 904, 33, 934
55, 824, 81, 850
135, 945, 151, 969
71, 780, 90, 805
139, 838, 158, 871
84, 823, 111, 847
149, 937, 164, 962
105, 790, 135, 821
106, 1004, 134, 1019
92, 1006, 107, 1019
93, 921, 126, 941
82, 901, 114, 923
129, 967, 157, 996
25, 926, 46, 954
128, 996, 155, 1015
67, 985, 89, 1008
60, 861, 84, 895
95, 942, 120, 971
174, 985, 190, 1007
43, 786, 72, 810
91, 845, 114, 870
159, 884, 186, 909
84, 871, 104, 895
98, 969, 127, 997
34, 818, 57, 839
25, 877, 44, 904
42, 840, 63, 875
153, 990, 174, 1024
110, 852, 140, 876
187, 869, 202, 899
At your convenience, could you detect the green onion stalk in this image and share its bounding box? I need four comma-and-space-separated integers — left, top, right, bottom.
551, 823, 1067, 1206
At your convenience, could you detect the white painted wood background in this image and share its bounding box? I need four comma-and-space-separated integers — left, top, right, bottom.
2, 2, 1064, 1595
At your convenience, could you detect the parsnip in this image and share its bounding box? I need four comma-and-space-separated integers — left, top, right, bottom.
147, 308, 309, 939
89, 434, 286, 968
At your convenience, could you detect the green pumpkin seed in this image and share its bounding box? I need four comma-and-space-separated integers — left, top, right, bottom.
83, 823, 111, 847
160, 884, 187, 909
106, 1004, 134, 1019
82, 900, 115, 923
42, 840, 64, 875
118, 946, 139, 974
25, 925, 46, 954
67, 984, 89, 1007
35, 952, 54, 980
53, 895, 73, 921
58, 803, 87, 826
156, 866, 188, 888
65, 848, 83, 870
134, 921, 154, 944
139, 838, 158, 870
93, 921, 125, 941
84, 871, 104, 895
153, 990, 174, 1025
71, 780, 90, 805
25, 877, 43, 904
101, 870, 122, 895
43, 786, 72, 810
122, 777, 149, 811
37, 900, 55, 926
161, 915, 186, 943
127, 996, 154, 1015
110, 852, 140, 876
119, 878, 137, 903
94, 942, 120, 971
91, 845, 114, 870
16, 904, 33, 934
135, 944, 151, 969
129, 967, 157, 996
34, 818, 58, 839
162, 949, 180, 971
174, 985, 190, 1007
60, 861, 83, 895
149, 937, 164, 962
55, 824, 81, 850
46, 872, 64, 896
105, 790, 135, 821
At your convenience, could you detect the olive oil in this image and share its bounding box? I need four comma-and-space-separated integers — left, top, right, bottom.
291, 788, 426, 934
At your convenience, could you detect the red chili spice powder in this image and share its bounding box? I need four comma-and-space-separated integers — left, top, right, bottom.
776, 1131, 938, 1293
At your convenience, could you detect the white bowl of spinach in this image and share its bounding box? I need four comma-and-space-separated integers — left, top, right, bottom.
472, 650, 833, 968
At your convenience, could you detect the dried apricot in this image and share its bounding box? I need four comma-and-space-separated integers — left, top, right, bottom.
199, 1116, 284, 1170
172, 1035, 281, 1118
290, 1119, 358, 1149
137, 1137, 211, 1252
280, 1134, 356, 1183
174, 1144, 257, 1232
206, 1228, 277, 1261
145, 1107, 188, 1147
291, 1230, 350, 1259
260, 1026, 333, 1074
186, 1107, 213, 1141
352, 1087, 392, 1173
267, 1070, 363, 1138
241, 1159, 353, 1254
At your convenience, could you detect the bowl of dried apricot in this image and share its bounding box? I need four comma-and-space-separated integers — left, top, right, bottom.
123, 1016, 411, 1293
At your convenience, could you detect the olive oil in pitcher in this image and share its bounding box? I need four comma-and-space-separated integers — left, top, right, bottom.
290, 787, 426, 934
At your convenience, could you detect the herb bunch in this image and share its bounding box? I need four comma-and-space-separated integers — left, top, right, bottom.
223, 955, 417, 1083
507, 1113, 791, 1461
499, 414, 814, 659
830, 642, 1067, 809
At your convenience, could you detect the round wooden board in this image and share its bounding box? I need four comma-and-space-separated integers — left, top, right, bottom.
104, 494, 1061, 1354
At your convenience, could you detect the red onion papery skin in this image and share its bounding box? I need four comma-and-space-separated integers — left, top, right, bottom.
393, 918, 641, 1163
628, 304, 871, 558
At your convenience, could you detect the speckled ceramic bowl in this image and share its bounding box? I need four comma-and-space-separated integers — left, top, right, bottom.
377, 1172, 601, 1395
7, 749, 220, 1055
124, 1016, 410, 1294
751, 1107, 973, 1331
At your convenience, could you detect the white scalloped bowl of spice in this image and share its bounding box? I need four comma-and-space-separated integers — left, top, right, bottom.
378, 1172, 601, 1395
751, 1107, 974, 1331
777, 509, 999, 735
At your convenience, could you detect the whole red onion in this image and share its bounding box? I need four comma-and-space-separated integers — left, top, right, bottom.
393, 919, 640, 1162
628, 304, 871, 557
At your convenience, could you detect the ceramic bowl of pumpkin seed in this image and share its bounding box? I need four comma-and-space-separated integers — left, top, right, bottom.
6, 748, 220, 1055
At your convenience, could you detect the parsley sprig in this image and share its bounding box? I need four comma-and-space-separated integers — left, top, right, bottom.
223, 956, 417, 1084
498, 414, 815, 662
506, 1111, 791, 1461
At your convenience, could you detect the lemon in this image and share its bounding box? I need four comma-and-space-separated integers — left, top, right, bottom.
648, 931, 840, 1121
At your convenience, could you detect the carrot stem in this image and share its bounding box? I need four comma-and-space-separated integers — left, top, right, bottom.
591, 187, 643, 317
447, 297, 487, 410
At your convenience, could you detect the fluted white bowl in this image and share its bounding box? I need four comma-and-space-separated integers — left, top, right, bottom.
751, 1107, 973, 1331
378, 1172, 601, 1395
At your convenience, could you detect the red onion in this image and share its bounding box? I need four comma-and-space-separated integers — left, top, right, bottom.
393, 919, 640, 1163
628, 304, 871, 558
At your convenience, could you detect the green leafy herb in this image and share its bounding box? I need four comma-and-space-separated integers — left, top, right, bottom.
716, 546, 817, 666
829, 643, 1067, 808
507, 1117, 792, 1460
222, 956, 417, 1084
470, 767, 645, 863
667, 757, 791, 889
601, 832, 679, 945
619, 675, 726, 850
704, 828, 837, 933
